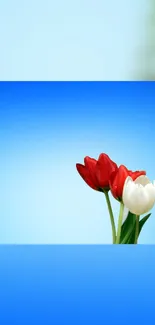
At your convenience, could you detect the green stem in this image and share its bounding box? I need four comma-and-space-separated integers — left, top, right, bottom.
116, 202, 124, 244
134, 215, 139, 244
104, 191, 116, 244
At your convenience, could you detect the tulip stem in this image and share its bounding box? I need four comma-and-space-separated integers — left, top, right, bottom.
116, 202, 124, 244
104, 191, 116, 244
134, 215, 139, 244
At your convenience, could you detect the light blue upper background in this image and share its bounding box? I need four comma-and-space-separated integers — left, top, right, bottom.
0, 0, 148, 80
1, 81, 155, 244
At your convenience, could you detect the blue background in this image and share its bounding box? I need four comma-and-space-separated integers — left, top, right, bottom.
1, 245, 155, 325
1, 81, 155, 244
1, 81, 155, 324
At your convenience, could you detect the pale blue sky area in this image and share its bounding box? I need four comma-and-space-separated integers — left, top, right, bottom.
0, 0, 148, 80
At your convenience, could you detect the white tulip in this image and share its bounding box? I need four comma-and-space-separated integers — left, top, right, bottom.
122, 175, 155, 215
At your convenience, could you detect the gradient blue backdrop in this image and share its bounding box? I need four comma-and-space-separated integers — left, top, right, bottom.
1, 245, 155, 325
1, 82, 155, 325
1, 81, 155, 244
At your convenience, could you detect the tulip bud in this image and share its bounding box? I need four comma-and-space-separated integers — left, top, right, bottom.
122, 176, 155, 215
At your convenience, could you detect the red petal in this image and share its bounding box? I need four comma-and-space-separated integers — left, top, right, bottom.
76, 163, 98, 190
130, 170, 146, 181
84, 156, 99, 188
96, 153, 118, 188
110, 165, 129, 199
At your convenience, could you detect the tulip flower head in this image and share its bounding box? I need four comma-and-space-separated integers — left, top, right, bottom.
76, 153, 118, 192
109, 165, 146, 201
122, 175, 155, 215
76, 151, 155, 244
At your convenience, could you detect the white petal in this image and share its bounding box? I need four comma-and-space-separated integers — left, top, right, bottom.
122, 177, 155, 215
122, 178, 135, 201
145, 183, 155, 208
123, 175, 155, 215
123, 185, 148, 215
134, 175, 150, 186
124, 176, 132, 186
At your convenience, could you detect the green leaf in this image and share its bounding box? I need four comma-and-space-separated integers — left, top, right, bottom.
139, 213, 151, 235
120, 212, 136, 244
121, 225, 136, 244
125, 231, 135, 244
124, 213, 151, 244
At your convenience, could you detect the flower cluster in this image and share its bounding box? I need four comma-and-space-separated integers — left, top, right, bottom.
76, 153, 155, 244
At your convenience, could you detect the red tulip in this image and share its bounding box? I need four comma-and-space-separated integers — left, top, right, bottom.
76, 153, 118, 191
109, 165, 146, 200
128, 170, 146, 181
